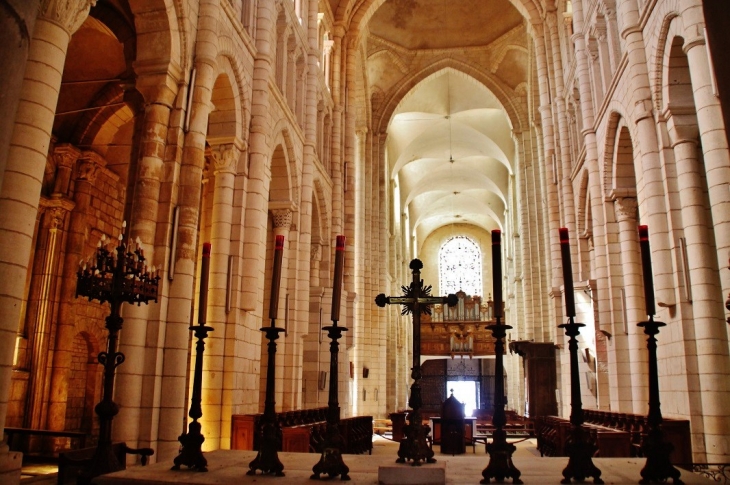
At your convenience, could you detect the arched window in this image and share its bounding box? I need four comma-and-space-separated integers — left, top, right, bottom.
438, 236, 482, 296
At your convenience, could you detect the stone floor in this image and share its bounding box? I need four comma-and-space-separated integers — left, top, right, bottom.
84, 436, 709, 485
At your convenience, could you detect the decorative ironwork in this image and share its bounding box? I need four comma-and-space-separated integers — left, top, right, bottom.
172, 242, 213, 472
676, 463, 730, 484
376, 259, 457, 466
556, 228, 603, 484
637, 225, 683, 484
75, 222, 159, 483
311, 235, 350, 481
481, 230, 522, 484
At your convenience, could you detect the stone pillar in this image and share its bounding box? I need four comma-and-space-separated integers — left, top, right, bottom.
48, 149, 101, 431
269, 208, 293, 410
671, 135, 730, 462
612, 195, 648, 413
0, 0, 40, 191
0, 3, 95, 462
201, 142, 240, 449
26, 199, 73, 430
115, 76, 178, 455
616, 0, 675, 307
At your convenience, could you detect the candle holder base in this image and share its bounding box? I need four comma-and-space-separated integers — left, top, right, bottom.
172, 421, 208, 472
560, 425, 603, 484
396, 421, 435, 466
311, 443, 350, 481
247, 421, 285, 477
481, 431, 522, 484
639, 429, 683, 484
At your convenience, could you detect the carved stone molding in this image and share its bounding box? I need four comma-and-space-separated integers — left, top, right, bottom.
311, 242, 322, 262
613, 197, 638, 222
211, 144, 240, 174
51, 143, 81, 196
40, 0, 97, 35
75, 151, 106, 183
39, 197, 75, 230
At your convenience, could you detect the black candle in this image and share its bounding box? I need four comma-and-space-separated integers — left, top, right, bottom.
198, 243, 211, 325
638, 225, 655, 317
331, 235, 345, 322
269, 235, 285, 322
492, 230, 502, 320
559, 228, 576, 318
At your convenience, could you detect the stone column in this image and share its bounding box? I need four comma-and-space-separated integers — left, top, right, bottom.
671, 135, 730, 461
0, 0, 40, 191
114, 75, 179, 455
201, 142, 240, 449
0, 4, 95, 465
26, 199, 73, 430
269, 208, 293, 409
616, 0, 675, 307
612, 195, 648, 413
48, 149, 101, 431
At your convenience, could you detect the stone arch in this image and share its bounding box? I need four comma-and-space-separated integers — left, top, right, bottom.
576, 168, 592, 236
207, 56, 245, 148
269, 125, 300, 206
341, 0, 541, 42
374, 61, 525, 136
215, 39, 253, 143
64, 330, 102, 434
129, 0, 183, 75
602, 111, 636, 197
652, 12, 681, 113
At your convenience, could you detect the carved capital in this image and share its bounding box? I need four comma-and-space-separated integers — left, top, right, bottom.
40, 0, 97, 35
311, 242, 322, 262
211, 144, 240, 174
613, 197, 638, 222
271, 209, 293, 229
75, 151, 106, 183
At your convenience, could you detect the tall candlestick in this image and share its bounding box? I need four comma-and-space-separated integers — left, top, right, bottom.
559, 228, 576, 318
492, 230, 502, 320
269, 235, 285, 322
331, 235, 345, 323
638, 225, 655, 317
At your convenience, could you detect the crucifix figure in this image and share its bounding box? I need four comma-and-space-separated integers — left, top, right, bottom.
376, 259, 457, 466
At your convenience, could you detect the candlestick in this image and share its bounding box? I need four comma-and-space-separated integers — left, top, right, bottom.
311, 235, 349, 480
331, 235, 345, 323
173, 242, 213, 472
559, 228, 576, 318
636, 225, 681, 484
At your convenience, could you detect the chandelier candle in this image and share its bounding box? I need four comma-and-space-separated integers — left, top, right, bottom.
248, 235, 286, 477
173, 242, 213, 471
311, 235, 350, 480
557, 228, 602, 484
636, 226, 682, 484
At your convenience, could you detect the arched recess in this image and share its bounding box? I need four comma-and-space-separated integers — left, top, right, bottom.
129, 0, 182, 77
64, 332, 102, 435
207, 58, 245, 149
602, 112, 636, 198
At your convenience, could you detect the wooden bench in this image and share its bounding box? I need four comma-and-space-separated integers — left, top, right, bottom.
535, 415, 633, 458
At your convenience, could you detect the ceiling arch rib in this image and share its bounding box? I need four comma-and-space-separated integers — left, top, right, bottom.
403, 170, 507, 208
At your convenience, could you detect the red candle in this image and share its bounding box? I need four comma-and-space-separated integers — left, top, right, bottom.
559, 228, 575, 318
199, 243, 211, 326
331, 236, 346, 322
638, 225, 655, 317
269, 235, 285, 322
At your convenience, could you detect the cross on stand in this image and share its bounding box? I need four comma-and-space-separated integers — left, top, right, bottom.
375, 259, 457, 466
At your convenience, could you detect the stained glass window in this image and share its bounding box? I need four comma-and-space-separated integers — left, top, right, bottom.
438, 236, 482, 296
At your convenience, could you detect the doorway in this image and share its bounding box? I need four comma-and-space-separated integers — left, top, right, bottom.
446, 380, 477, 416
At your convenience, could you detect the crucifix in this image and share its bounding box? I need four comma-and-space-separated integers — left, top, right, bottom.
376, 259, 457, 466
